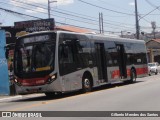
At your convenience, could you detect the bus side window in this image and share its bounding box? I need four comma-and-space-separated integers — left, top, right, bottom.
133, 43, 147, 64
105, 41, 118, 66
59, 38, 76, 76
77, 40, 90, 68
59, 44, 73, 64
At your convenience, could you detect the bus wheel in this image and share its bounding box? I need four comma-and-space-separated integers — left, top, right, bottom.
45, 92, 56, 98
155, 69, 158, 75
82, 78, 92, 93
130, 70, 136, 83
149, 70, 152, 76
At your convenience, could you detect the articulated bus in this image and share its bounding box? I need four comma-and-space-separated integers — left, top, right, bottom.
13, 31, 148, 97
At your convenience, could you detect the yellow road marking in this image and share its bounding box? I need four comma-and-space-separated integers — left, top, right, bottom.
9, 86, 121, 111
10, 103, 43, 111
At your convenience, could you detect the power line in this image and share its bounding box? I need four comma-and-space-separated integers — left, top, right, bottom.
0, 7, 41, 19
10, 0, 100, 22
145, 0, 159, 9
0, 7, 123, 34
0, 1, 98, 26
77, 0, 133, 16
10, 0, 135, 28
77, 0, 152, 26
138, 7, 160, 21
96, 0, 133, 13
0, 1, 127, 30
1, 0, 154, 33
145, 0, 160, 19
4, 0, 136, 30
56, 8, 135, 26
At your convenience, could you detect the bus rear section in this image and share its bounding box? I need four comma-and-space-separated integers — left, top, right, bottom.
56, 32, 148, 93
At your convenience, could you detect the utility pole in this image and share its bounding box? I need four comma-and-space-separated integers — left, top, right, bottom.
135, 0, 140, 39
99, 12, 104, 34
151, 21, 156, 39
101, 12, 104, 34
121, 31, 123, 38
48, 0, 57, 18
99, 12, 102, 34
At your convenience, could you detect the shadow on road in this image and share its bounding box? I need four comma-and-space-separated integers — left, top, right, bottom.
12, 80, 143, 102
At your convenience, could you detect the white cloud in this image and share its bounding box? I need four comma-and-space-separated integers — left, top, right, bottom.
10, 0, 74, 6
25, 7, 47, 13
129, 2, 135, 6
56, 0, 74, 6
10, 0, 74, 14
10, 1, 23, 7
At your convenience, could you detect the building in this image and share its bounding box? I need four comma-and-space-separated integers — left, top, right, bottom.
55, 25, 95, 34
146, 39, 160, 63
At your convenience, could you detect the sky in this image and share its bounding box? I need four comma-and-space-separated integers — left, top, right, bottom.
0, 0, 160, 35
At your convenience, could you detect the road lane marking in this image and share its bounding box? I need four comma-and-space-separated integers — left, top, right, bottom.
8, 88, 120, 111
10, 103, 43, 111
8, 82, 140, 111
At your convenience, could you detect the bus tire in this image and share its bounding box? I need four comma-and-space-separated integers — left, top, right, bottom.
155, 69, 158, 75
45, 92, 56, 98
82, 77, 92, 93
149, 70, 152, 76
130, 69, 136, 83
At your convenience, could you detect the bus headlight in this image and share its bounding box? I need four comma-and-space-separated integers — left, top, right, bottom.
14, 79, 18, 83
47, 73, 57, 84
14, 79, 22, 86
51, 75, 56, 79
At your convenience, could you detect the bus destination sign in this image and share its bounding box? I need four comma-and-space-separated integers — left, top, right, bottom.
14, 18, 55, 32
22, 34, 52, 44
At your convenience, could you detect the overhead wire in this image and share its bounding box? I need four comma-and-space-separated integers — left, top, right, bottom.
96, 0, 133, 13
2, 0, 156, 33
77, 0, 152, 26
9, 0, 135, 28
145, 0, 160, 11
6, 0, 136, 30
0, 7, 123, 34
77, 0, 133, 16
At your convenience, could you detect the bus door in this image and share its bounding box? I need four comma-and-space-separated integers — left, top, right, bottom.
95, 43, 108, 82
116, 44, 127, 79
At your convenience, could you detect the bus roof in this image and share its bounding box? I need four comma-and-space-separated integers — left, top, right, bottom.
18, 30, 145, 44
56, 31, 145, 44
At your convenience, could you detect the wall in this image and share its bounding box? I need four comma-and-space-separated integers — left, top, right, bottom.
0, 30, 10, 95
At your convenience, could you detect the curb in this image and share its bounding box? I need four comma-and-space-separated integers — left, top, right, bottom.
0, 94, 44, 103
0, 95, 22, 102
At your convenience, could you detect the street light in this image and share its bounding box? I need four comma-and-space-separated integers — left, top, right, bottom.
48, 0, 57, 18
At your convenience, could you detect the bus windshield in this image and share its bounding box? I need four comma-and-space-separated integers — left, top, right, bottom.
14, 33, 56, 75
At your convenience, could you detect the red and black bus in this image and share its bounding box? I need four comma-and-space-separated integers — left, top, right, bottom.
13, 31, 148, 96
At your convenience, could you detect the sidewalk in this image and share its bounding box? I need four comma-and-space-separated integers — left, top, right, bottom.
0, 94, 44, 102
0, 95, 22, 102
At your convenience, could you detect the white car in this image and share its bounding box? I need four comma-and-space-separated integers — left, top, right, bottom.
148, 62, 160, 75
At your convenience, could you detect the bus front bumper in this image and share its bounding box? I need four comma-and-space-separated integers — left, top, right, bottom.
14, 81, 62, 94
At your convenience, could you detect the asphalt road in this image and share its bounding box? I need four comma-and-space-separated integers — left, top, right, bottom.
1, 74, 160, 120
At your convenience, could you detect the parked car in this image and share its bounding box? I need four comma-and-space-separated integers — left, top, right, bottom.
148, 62, 160, 75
